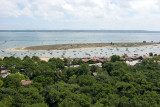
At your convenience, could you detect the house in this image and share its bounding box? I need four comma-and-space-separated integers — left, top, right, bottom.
92, 72, 98, 76
21, 80, 33, 85
69, 65, 80, 68
82, 59, 90, 63
0, 67, 11, 78
1, 70, 10, 74
40, 58, 50, 62
142, 56, 148, 59
120, 57, 125, 61
59, 57, 64, 60
1, 70, 10, 78
0, 67, 7, 71
125, 56, 138, 61
91, 58, 98, 62
157, 61, 160, 64
89, 63, 102, 68
91, 57, 104, 62
126, 60, 141, 66
97, 58, 105, 62
130, 56, 138, 60
64, 57, 72, 65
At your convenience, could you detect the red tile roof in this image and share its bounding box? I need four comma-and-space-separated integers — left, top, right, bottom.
82, 59, 90, 62
157, 61, 160, 64
91, 57, 104, 62
130, 56, 138, 60
66, 57, 70, 59
142, 56, 148, 59
97, 59, 104, 62
92, 58, 97, 62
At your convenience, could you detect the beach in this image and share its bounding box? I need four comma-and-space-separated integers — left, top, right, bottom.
7, 42, 159, 51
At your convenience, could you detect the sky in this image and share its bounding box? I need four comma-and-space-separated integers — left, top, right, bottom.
0, 0, 160, 30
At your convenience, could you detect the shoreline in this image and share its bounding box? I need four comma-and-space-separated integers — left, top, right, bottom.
6, 42, 160, 52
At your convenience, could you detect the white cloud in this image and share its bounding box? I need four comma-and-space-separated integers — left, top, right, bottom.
0, 0, 160, 30
0, 0, 20, 17
130, 0, 159, 11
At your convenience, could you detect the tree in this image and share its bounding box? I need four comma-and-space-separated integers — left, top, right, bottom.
72, 59, 77, 65
139, 56, 143, 60
0, 97, 13, 107
78, 75, 96, 86
102, 62, 113, 75
68, 75, 77, 84
78, 63, 90, 75
0, 80, 3, 88
111, 55, 120, 62
16, 87, 46, 106
94, 101, 104, 107
33, 75, 54, 86
32, 56, 40, 62
26, 103, 48, 107
3, 56, 22, 68
63, 58, 69, 66
154, 54, 157, 56
23, 56, 31, 61
71, 93, 91, 107
90, 65, 98, 73
4, 73, 25, 88
1, 56, 160, 106
49, 58, 64, 69
149, 52, 153, 56
116, 82, 136, 97
77, 59, 84, 65
0, 60, 4, 68
58, 98, 80, 107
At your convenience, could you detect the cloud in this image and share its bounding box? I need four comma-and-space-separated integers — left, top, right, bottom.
0, 0, 160, 30
1, 0, 160, 19
0, 0, 20, 17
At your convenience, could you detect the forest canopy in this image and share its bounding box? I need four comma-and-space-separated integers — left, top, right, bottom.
0, 55, 160, 107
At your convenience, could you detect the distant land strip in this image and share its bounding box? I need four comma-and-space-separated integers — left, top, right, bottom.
8, 42, 160, 51
1, 30, 160, 33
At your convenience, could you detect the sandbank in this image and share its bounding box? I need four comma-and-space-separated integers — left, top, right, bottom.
6, 42, 160, 51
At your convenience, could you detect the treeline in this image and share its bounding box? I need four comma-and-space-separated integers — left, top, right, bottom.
0, 56, 160, 107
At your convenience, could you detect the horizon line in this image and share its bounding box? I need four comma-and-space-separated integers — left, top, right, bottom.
0, 29, 160, 33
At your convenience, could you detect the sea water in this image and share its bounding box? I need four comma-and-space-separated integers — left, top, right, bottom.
0, 31, 160, 58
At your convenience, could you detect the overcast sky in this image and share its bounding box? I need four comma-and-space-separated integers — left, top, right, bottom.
0, 0, 160, 30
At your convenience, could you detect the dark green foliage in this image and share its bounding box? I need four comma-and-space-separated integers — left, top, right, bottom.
111, 55, 120, 62
0, 80, 3, 87
149, 52, 153, 56
72, 59, 84, 65
77, 63, 90, 75
4, 73, 25, 88
63, 58, 69, 66
49, 58, 64, 69
78, 75, 96, 86
33, 75, 54, 86
0, 56, 160, 107
32, 56, 40, 62
102, 62, 113, 75
90, 65, 98, 73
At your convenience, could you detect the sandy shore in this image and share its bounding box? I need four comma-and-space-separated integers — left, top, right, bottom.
7, 42, 160, 51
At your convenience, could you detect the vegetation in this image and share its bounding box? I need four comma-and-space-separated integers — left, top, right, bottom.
149, 52, 153, 56
0, 55, 160, 107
